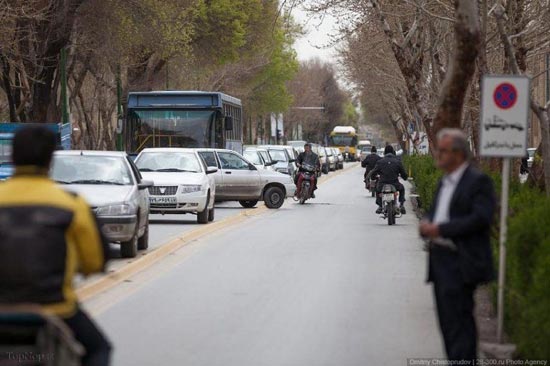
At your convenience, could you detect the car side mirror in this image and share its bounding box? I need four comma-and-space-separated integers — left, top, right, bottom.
265, 161, 275, 166
206, 166, 218, 174
138, 180, 153, 190
224, 116, 234, 131
289, 159, 296, 163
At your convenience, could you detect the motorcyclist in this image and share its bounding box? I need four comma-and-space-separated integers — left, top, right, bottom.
0, 126, 112, 366
295, 143, 321, 198
367, 145, 408, 214
361, 146, 381, 182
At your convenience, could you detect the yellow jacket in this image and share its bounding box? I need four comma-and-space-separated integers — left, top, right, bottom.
0, 168, 108, 318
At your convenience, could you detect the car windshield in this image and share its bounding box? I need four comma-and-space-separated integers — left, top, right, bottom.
244, 151, 262, 165
51, 155, 133, 185
528, 149, 536, 158
258, 151, 272, 163
268, 149, 288, 162
136, 152, 201, 173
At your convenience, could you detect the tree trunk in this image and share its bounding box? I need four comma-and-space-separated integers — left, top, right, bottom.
432, 0, 480, 134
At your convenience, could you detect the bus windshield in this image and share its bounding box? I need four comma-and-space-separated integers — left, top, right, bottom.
0, 135, 12, 164
330, 135, 357, 146
126, 109, 219, 152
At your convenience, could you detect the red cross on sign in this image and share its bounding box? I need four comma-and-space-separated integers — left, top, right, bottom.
493, 83, 518, 110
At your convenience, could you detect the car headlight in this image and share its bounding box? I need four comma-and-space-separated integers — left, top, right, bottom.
180, 185, 202, 194
96, 203, 136, 216
276, 168, 290, 174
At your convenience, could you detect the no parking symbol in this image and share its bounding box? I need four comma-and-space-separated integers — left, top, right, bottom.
480, 76, 529, 158
493, 83, 518, 110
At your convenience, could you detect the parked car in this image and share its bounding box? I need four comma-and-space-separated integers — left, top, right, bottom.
197, 148, 295, 209
333, 148, 344, 169
287, 140, 307, 154
50, 151, 153, 258
316, 145, 329, 174
359, 146, 372, 162
243, 147, 276, 171
325, 147, 337, 171
134, 148, 217, 224
259, 145, 297, 178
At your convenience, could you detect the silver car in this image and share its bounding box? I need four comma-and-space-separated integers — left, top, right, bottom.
325, 147, 337, 171
51, 151, 152, 258
243, 147, 276, 171
197, 148, 295, 209
332, 148, 344, 169
259, 145, 297, 178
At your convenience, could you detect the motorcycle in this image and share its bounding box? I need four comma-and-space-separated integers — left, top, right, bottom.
296, 163, 317, 204
0, 306, 84, 366
380, 184, 402, 225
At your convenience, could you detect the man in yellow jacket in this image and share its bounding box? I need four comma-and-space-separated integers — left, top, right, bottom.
0, 126, 111, 366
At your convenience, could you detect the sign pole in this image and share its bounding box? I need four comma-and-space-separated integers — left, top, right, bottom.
497, 157, 511, 343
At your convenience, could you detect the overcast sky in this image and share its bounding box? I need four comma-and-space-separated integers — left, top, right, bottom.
291, 5, 339, 62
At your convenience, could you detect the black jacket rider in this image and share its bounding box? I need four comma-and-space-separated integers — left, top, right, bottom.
368, 147, 408, 207
369, 153, 408, 184
362, 152, 381, 180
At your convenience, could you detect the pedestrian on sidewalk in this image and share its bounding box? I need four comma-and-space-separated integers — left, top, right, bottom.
419, 128, 496, 361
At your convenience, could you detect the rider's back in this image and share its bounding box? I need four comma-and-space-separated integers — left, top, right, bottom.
0, 173, 107, 318
374, 154, 408, 184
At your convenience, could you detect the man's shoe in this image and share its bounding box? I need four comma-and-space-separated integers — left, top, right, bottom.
376, 206, 383, 214
311, 193, 316, 198
400, 205, 406, 214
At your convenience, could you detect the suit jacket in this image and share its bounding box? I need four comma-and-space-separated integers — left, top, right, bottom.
427, 165, 496, 286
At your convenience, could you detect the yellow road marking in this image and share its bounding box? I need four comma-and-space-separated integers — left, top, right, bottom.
77, 162, 360, 302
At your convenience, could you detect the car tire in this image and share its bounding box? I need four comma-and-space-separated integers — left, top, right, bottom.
323, 165, 329, 174
239, 200, 258, 208
121, 231, 138, 258
197, 193, 210, 224
137, 219, 149, 250
264, 186, 284, 209
208, 207, 215, 222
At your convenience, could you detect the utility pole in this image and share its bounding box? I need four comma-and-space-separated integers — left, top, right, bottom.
116, 65, 123, 151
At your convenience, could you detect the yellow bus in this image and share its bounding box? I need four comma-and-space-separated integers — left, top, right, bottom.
329, 126, 358, 161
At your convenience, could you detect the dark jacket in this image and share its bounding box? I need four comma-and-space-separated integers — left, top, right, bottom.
0, 169, 109, 317
368, 153, 408, 184
296, 151, 320, 171
361, 153, 381, 174
427, 165, 496, 286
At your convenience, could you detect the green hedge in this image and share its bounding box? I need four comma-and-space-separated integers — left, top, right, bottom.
402, 155, 442, 210
404, 155, 550, 359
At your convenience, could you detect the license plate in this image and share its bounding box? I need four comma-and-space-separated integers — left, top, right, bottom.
150, 196, 177, 204
383, 193, 395, 201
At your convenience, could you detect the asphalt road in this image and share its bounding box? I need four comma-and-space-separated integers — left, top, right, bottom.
84, 165, 444, 365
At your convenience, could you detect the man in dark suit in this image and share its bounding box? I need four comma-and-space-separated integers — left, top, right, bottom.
419, 128, 496, 360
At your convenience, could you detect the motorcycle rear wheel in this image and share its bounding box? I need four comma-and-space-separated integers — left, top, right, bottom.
387, 202, 396, 225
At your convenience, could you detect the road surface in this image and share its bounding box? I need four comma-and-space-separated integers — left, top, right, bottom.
84, 165, 444, 365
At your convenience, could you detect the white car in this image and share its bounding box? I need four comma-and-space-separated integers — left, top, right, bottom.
134, 148, 218, 224
197, 148, 295, 209
51, 151, 152, 258
243, 147, 276, 171
332, 148, 344, 169
325, 147, 337, 171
